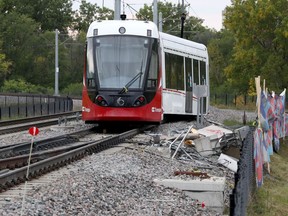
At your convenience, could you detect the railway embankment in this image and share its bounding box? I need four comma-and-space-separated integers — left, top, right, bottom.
0, 106, 257, 215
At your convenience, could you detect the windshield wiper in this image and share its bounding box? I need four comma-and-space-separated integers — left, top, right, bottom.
118, 71, 143, 94
119, 60, 144, 94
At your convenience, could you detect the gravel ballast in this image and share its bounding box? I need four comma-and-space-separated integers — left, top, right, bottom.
0, 106, 257, 215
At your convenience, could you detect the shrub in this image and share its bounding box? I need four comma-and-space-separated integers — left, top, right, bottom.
61, 82, 82, 97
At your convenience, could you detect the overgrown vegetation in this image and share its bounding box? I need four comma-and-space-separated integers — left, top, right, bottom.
61, 82, 82, 97
0, 1, 286, 95
1, 79, 53, 94
247, 139, 288, 216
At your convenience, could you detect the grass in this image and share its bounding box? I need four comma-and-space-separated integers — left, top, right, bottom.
210, 100, 256, 112
247, 138, 288, 216
223, 119, 255, 127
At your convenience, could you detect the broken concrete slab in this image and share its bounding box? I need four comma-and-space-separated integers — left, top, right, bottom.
218, 153, 238, 172
195, 125, 234, 151
197, 125, 233, 139
185, 191, 224, 213
154, 176, 226, 192
194, 136, 214, 156
154, 177, 226, 214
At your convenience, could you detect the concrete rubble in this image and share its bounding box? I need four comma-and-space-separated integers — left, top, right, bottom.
143, 122, 251, 214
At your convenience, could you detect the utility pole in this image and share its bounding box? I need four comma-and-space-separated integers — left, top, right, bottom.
54, 29, 59, 96
159, 12, 163, 32
180, 0, 186, 38
153, 0, 158, 25
114, 0, 121, 20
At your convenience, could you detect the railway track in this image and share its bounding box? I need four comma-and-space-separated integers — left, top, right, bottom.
0, 125, 154, 193
0, 111, 82, 135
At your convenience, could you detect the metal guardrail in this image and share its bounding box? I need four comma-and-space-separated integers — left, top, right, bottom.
0, 93, 73, 120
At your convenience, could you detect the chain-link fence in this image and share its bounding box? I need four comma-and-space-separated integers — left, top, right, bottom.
211, 93, 288, 109
230, 127, 255, 216
0, 93, 73, 120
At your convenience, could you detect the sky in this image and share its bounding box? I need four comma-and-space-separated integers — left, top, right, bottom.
73, 0, 232, 31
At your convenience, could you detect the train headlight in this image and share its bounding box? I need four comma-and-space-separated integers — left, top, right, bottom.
133, 96, 146, 107
95, 95, 108, 106
119, 27, 126, 34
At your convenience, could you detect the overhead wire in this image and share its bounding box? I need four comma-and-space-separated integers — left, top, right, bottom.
120, 0, 201, 33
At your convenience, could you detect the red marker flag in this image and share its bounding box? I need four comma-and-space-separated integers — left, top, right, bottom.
22, 126, 40, 213
28, 127, 39, 136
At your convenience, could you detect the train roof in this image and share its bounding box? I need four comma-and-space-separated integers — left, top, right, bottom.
87, 20, 160, 38
87, 20, 208, 60
160, 32, 208, 60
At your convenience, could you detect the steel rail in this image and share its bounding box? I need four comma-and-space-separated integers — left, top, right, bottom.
0, 111, 81, 126
0, 112, 82, 135
0, 128, 92, 158
0, 125, 154, 191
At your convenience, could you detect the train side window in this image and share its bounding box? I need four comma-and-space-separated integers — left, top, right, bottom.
175, 55, 184, 90
86, 38, 95, 88
147, 79, 157, 88
165, 53, 173, 88
193, 59, 199, 84
165, 52, 184, 90
185, 57, 192, 88
146, 39, 158, 90
87, 78, 95, 87
200, 61, 206, 85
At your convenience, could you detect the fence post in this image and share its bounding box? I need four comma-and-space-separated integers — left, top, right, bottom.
48, 95, 50, 114
58, 97, 60, 113
225, 94, 228, 106
244, 95, 247, 106
25, 95, 28, 117
235, 95, 237, 106
40, 95, 42, 115
54, 97, 56, 114
18, 96, 20, 117
33, 95, 35, 116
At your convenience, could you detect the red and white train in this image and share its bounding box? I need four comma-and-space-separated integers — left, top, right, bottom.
82, 19, 209, 124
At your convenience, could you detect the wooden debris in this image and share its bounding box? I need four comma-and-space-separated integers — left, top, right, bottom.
174, 170, 210, 179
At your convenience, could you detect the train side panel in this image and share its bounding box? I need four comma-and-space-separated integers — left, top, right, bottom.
160, 32, 209, 116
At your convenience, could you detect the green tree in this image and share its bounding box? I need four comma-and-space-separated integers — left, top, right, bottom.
0, 0, 86, 93
208, 29, 235, 93
0, 12, 40, 81
1, 0, 73, 32
73, 0, 113, 32
224, 0, 288, 93
137, 2, 213, 45
0, 51, 11, 85
57, 32, 85, 89
0, 34, 11, 85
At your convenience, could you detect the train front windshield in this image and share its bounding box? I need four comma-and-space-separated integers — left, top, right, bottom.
86, 36, 158, 90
